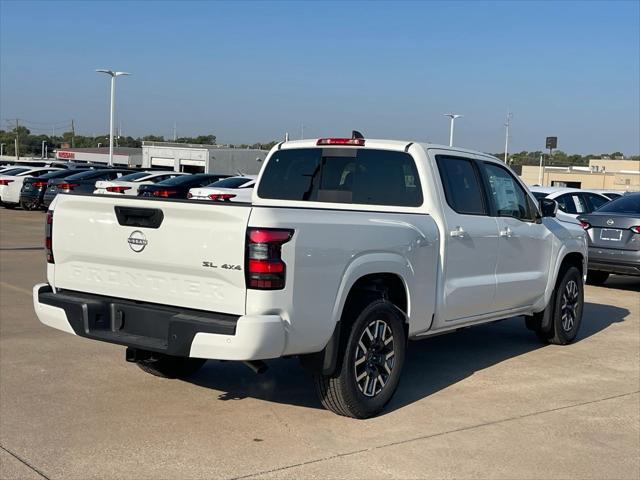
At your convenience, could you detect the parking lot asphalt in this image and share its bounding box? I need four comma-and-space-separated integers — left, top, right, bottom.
0, 207, 639, 480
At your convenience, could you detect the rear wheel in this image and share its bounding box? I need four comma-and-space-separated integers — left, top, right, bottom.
586, 270, 609, 285
3, 203, 17, 209
135, 352, 206, 379
313, 299, 406, 419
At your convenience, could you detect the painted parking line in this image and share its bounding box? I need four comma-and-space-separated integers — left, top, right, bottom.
0, 282, 33, 297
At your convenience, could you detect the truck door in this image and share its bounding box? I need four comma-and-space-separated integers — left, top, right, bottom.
434, 155, 500, 323
480, 162, 553, 310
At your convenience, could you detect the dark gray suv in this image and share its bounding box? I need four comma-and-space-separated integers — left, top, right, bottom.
578, 192, 640, 284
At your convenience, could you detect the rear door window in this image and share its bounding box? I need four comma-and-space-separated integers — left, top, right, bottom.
583, 193, 609, 212
436, 156, 487, 215
258, 148, 423, 207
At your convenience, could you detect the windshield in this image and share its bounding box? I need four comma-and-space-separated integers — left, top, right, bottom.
117, 172, 149, 182
206, 177, 251, 188
595, 194, 640, 214
157, 174, 213, 186
531, 191, 548, 200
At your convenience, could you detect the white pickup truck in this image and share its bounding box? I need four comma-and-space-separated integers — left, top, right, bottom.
33, 135, 588, 418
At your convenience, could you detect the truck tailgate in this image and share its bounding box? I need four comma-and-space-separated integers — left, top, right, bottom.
51, 195, 251, 315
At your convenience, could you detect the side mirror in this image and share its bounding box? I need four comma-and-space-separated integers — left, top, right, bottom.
539, 198, 558, 217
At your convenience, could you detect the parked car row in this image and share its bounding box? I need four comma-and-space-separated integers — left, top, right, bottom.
0, 163, 256, 211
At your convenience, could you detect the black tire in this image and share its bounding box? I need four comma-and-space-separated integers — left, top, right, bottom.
541, 266, 584, 345
586, 270, 609, 285
20, 201, 33, 211
3, 203, 17, 209
135, 353, 206, 379
313, 299, 406, 419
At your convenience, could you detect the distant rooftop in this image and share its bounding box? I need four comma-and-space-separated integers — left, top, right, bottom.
55, 147, 142, 155
142, 141, 230, 149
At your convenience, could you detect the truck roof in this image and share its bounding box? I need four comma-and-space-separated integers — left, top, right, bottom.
278, 138, 499, 161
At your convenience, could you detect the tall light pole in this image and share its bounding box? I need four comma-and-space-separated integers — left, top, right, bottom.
42, 140, 46, 158
0, 143, 5, 158
504, 111, 512, 163
96, 69, 131, 166
443, 114, 462, 147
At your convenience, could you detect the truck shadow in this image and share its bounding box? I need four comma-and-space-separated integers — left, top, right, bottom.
184, 301, 629, 414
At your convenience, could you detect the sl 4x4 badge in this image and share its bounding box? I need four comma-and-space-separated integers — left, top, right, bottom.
202, 261, 242, 270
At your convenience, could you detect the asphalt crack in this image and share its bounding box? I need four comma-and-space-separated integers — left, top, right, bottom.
0, 444, 50, 480
230, 390, 640, 480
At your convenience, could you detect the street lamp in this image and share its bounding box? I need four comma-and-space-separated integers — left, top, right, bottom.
42, 140, 47, 159
504, 112, 512, 163
443, 114, 462, 147
96, 69, 131, 166
0, 143, 5, 158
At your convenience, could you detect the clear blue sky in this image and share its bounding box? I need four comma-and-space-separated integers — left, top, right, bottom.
1, 0, 639, 154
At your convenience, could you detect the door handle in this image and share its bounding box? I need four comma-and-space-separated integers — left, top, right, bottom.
450, 226, 465, 238
499, 227, 513, 238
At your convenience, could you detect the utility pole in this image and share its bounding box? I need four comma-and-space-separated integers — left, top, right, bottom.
538, 154, 544, 185
173, 122, 177, 141
301, 122, 305, 140
0, 143, 5, 158
504, 112, 512, 163
71, 119, 75, 147
15, 119, 19, 160
41, 140, 46, 158
52, 125, 55, 138
285, 132, 289, 141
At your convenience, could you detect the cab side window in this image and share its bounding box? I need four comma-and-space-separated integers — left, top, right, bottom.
436, 156, 487, 215
483, 163, 536, 222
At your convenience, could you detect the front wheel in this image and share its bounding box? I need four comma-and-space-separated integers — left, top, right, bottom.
541, 266, 584, 345
313, 299, 406, 419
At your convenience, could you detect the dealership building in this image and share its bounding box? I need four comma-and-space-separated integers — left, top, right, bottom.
141, 141, 269, 174
520, 158, 640, 192
55, 147, 143, 167
53, 143, 270, 175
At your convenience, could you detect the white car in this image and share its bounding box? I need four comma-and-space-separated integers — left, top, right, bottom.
94, 171, 187, 196
34, 136, 587, 418
187, 175, 256, 202
0, 167, 62, 208
529, 186, 611, 218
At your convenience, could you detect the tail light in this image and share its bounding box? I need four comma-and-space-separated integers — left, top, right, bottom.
579, 221, 591, 230
0, 179, 14, 186
152, 189, 177, 198
246, 228, 293, 290
209, 193, 236, 201
630, 226, 640, 234
32, 181, 48, 188
58, 183, 78, 190
45, 211, 54, 263
316, 138, 365, 146
106, 186, 131, 194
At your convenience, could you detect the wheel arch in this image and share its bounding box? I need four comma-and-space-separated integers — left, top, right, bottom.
300, 259, 411, 376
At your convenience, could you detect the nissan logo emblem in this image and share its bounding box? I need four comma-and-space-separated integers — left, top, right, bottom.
606, 219, 614, 226
127, 230, 148, 253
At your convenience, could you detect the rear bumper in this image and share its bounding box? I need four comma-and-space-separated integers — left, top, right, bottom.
19, 190, 43, 206
588, 247, 640, 276
33, 283, 286, 360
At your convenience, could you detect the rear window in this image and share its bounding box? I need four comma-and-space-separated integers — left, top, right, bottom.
595, 194, 640, 214
39, 169, 81, 179
257, 148, 423, 207
118, 172, 150, 182
1, 167, 29, 176
207, 177, 252, 189
65, 170, 104, 180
